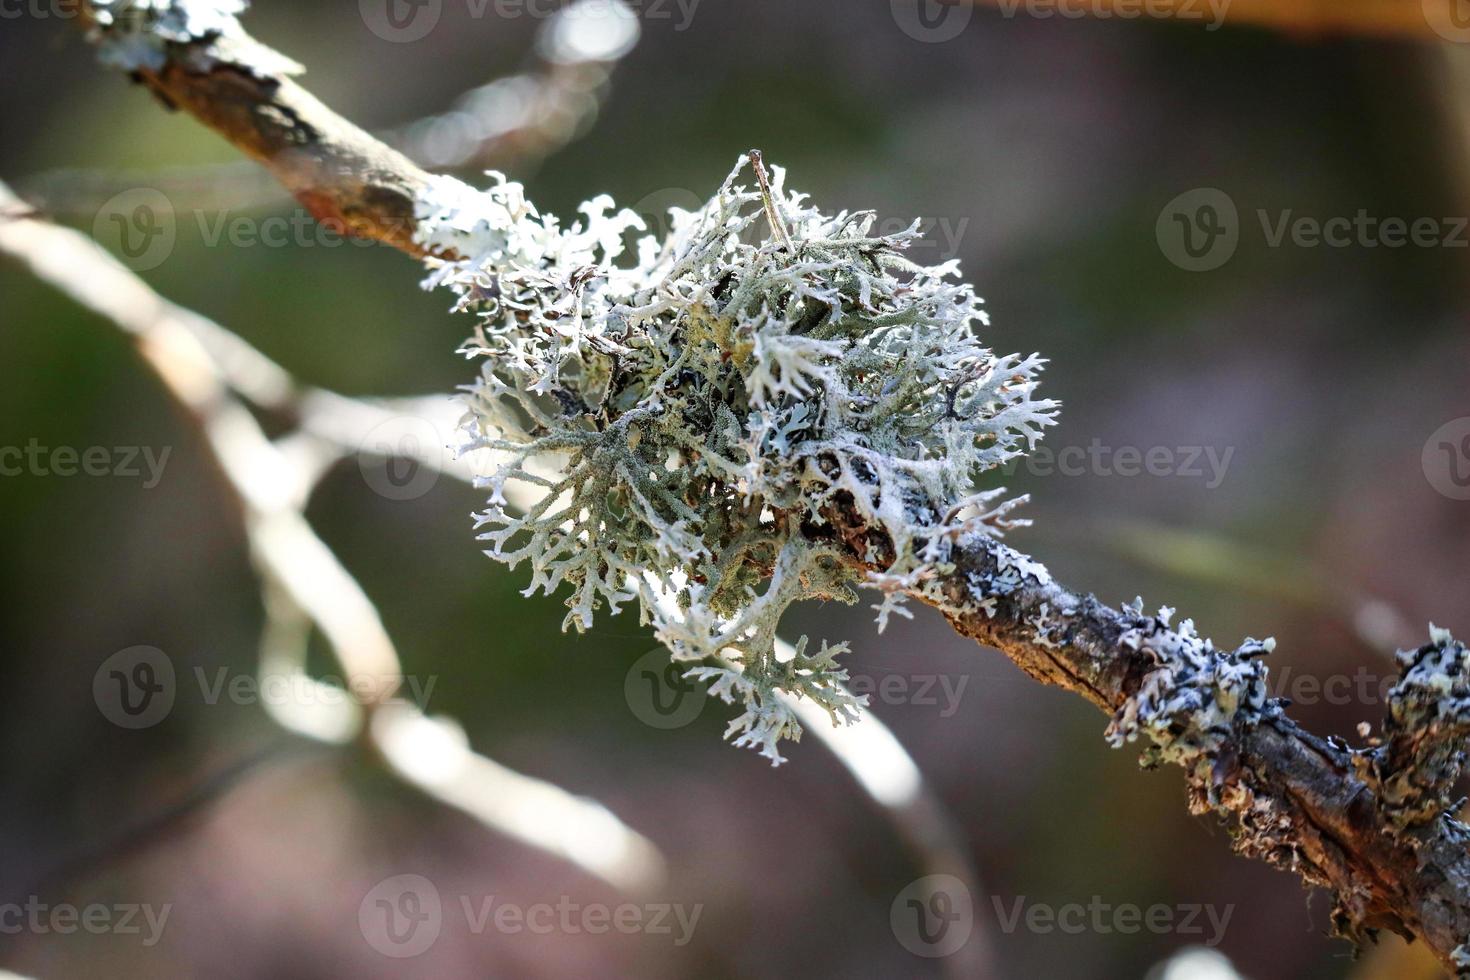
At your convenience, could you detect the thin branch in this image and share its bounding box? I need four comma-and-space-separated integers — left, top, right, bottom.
877, 527, 1470, 965
384, 0, 642, 171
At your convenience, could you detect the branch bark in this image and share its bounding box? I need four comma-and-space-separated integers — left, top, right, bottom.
901, 531, 1470, 963
76, 4, 436, 256
65, 3, 1470, 970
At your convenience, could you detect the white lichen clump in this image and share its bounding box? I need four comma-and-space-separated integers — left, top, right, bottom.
416, 154, 1057, 762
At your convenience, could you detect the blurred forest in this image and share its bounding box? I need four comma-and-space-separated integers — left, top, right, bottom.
2, 1, 1469, 977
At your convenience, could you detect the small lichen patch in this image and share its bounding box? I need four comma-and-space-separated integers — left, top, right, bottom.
1354, 626, 1470, 831
89, 0, 299, 75
1104, 604, 1272, 805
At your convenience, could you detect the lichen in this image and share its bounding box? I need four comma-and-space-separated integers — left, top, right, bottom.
88, 0, 299, 75
1354, 625, 1470, 831
1451, 942, 1470, 974
415, 153, 1057, 762
1104, 601, 1273, 805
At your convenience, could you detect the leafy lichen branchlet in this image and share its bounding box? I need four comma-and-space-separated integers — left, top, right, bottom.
415, 154, 1057, 762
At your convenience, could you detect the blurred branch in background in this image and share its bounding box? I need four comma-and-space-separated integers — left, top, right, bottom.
0, 181, 995, 978
381, 0, 642, 171
15, 0, 642, 221
0, 180, 664, 896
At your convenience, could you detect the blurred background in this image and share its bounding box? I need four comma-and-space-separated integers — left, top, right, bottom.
2, 0, 1469, 977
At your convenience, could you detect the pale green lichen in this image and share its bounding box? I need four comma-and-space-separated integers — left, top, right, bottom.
416, 154, 1057, 762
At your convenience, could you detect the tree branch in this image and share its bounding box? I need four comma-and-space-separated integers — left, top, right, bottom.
884, 529, 1470, 965
66, 2, 1470, 970
77, 1, 436, 255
